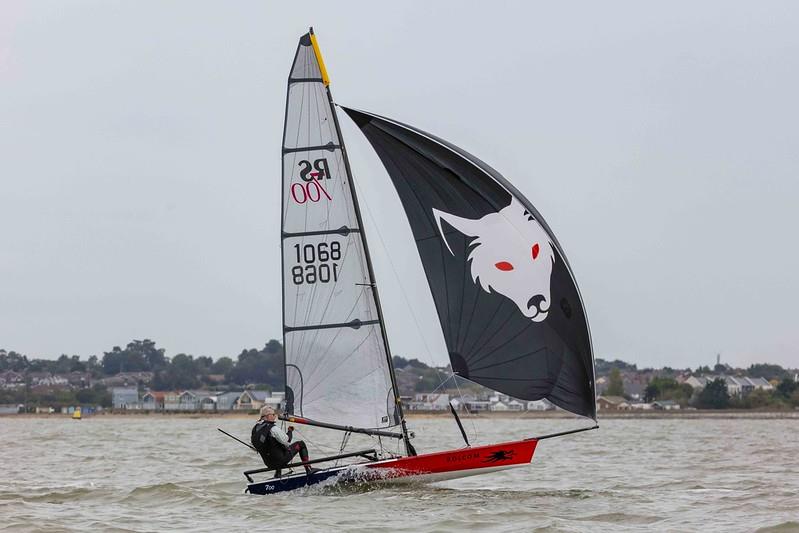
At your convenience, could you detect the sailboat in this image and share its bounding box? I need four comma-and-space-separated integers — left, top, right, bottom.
243, 28, 597, 495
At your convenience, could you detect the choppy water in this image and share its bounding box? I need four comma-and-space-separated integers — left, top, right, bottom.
1, 415, 797, 532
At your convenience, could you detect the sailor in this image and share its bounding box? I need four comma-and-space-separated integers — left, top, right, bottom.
251, 406, 316, 477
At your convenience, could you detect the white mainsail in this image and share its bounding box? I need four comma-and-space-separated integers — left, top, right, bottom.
280, 31, 399, 429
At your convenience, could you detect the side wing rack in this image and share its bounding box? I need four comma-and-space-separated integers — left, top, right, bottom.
243, 448, 378, 482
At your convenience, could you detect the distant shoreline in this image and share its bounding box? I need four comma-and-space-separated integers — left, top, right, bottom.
3, 409, 798, 420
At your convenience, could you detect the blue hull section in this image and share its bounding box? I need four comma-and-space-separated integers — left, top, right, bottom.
246, 467, 346, 495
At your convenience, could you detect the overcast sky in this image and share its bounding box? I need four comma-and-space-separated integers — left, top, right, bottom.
1, 1, 797, 370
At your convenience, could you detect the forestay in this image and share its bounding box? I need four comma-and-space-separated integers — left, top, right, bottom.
343, 108, 597, 420
280, 33, 399, 429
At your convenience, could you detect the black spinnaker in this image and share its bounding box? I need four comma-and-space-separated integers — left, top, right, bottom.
343, 108, 596, 420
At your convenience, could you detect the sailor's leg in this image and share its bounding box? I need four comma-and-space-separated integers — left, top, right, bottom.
294, 441, 310, 462
290, 441, 312, 472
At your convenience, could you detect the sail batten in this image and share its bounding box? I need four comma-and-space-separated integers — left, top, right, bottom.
280, 33, 400, 430
343, 107, 597, 420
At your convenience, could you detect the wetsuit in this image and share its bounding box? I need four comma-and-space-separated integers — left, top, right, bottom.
251, 420, 311, 474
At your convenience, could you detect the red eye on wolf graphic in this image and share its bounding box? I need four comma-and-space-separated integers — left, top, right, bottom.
433, 197, 555, 322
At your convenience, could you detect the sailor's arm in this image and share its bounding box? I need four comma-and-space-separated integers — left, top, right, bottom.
270, 425, 291, 449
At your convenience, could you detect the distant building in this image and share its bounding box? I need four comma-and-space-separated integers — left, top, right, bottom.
178, 391, 198, 410
685, 375, 774, 398
0, 404, 23, 415
490, 401, 509, 412
0, 371, 24, 390
100, 372, 153, 388
684, 376, 710, 390
398, 395, 414, 410
506, 399, 525, 411
652, 400, 680, 410
28, 372, 68, 389
197, 391, 243, 411
112, 387, 139, 409
179, 391, 214, 410
463, 400, 491, 412
734, 376, 773, 396
215, 391, 242, 411
141, 392, 165, 411
164, 392, 182, 410
271, 391, 285, 403
410, 393, 450, 411
235, 390, 267, 410
235, 390, 282, 411
526, 399, 555, 411
489, 394, 510, 404
200, 395, 218, 411
597, 396, 630, 411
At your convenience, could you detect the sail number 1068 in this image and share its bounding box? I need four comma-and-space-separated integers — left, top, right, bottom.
291, 241, 341, 285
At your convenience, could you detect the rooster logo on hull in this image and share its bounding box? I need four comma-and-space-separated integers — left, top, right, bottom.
433, 197, 555, 322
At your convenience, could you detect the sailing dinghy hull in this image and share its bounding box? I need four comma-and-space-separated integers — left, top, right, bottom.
246, 438, 537, 495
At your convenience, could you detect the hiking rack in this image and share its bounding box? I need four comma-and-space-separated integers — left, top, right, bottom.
243, 448, 379, 482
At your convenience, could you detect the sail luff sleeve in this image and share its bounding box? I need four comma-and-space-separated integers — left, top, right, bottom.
342, 107, 596, 420
279, 35, 400, 429
308, 28, 330, 86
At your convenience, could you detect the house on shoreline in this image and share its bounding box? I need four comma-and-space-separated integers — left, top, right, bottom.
112, 387, 139, 409
684, 375, 773, 398
94, 388, 286, 412
597, 396, 631, 411
234, 390, 283, 411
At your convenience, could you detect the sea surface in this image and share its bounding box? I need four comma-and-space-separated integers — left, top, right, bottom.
1, 415, 797, 532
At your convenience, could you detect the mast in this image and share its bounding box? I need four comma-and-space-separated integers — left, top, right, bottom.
308, 28, 414, 455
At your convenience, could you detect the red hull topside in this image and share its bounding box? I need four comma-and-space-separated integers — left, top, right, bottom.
244, 438, 539, 494
365, 438, 538, 476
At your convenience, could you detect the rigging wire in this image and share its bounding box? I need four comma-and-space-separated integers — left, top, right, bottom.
354, 180, 479, 444
290, 427, 335, 458
339, 431, 351, 454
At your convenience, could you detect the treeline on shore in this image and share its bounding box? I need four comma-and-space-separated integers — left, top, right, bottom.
1, 339, 284, 408
0, 340, 445, 409
1, 339, 283, 388
2, 341, 798, 410
602, 365, 799, 409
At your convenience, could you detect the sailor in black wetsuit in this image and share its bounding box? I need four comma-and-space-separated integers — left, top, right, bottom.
251, 406, 315, 477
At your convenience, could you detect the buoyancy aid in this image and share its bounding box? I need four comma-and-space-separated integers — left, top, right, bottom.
251, 421, 289, 467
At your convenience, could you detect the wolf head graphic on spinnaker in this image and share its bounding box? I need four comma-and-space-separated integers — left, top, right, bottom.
433, 196, 555, 323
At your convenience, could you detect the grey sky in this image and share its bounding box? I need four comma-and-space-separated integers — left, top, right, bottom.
1, 1, 797, 369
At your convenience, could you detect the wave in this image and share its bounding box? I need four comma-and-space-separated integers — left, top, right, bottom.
0, 487, 94, 504
121, 482, 200, 505
575, 512, 663, 525
756, 522, 799, 533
